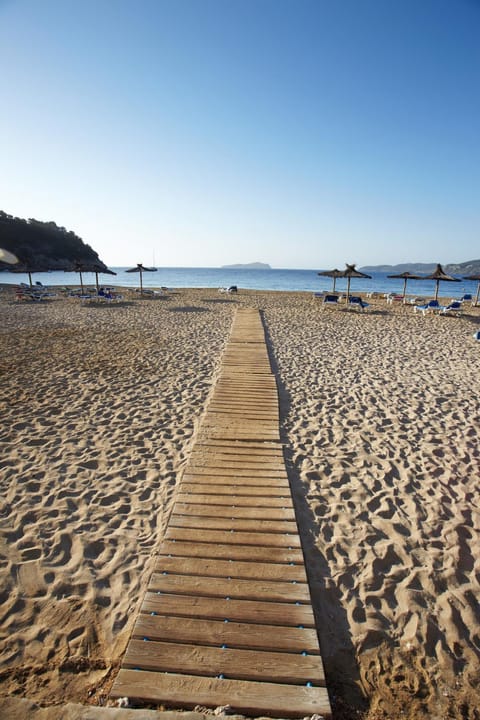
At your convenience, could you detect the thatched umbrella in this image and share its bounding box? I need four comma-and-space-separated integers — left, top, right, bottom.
73, 261, 116, 294
342, 263, 372, 300
125, 263, 157, 294
423, 263, 461, 301
463, 274, 480, 306
386, 271, 424, 303
317, 268, 344, 293
10, 260, 52, 287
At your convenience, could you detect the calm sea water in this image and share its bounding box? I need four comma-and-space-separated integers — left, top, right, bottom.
1, 266, 477, 300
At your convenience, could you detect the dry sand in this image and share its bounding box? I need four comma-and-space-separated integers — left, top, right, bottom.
0, 285, 479, 720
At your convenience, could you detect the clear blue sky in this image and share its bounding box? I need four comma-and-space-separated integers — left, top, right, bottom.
1, 0, 479, 269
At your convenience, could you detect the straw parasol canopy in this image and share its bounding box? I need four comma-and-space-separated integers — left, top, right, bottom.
317, 268, 344, 293
423, 263, 461, 301
10, 260, 53, 286
72, 261, 117, 294
126, 263, 157, 294
386, 271, 424, 303
342, 263, 372, 300
463, 274, 480, 306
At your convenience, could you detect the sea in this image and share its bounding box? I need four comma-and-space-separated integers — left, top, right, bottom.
1, 266, 478, 300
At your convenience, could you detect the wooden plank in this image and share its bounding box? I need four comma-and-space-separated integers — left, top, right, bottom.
186, 462, 286, 472
149, 573, 309, 603
209, 398, 277, 404
111, 670, 331, 718
179, 476, 289, 489
154, 556, 307, 582
179, 483, 289, 497
201, 416, 278, 426
216, 374, 276, 380
202, 417, 278, 427
172, 502, 296, 520
181, 474, 289, 487
122, 639, 325, 685
207, 409, 279, 420
200, 430, 280, 441
142, 592, 316, 627
207, 408, 278, 417
174, 493, 292, 507
193, 439, 282, 453
216, 379, 275, 385
210, 390, 275, 396
214, 390, 276, 397
158, 540, 304, 563
208, 397, 278, 405
164, 527, 300, 548
200, 422, 279, 431
183, 468, 288, 480
188, 452, 285, 465
183, 466, 288, 480
186, 465, 287, 477
168, 515, 298, 535
133, 615, 319, 653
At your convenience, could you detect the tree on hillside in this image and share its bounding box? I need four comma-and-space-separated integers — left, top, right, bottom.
0, 211, 109, 271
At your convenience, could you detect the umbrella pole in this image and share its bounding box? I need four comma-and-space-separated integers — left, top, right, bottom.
475, 281, 480, 307
434, 281, 439, 302
402, 278, 407, 303
332, 278, 336, 292
28, 272, 33, 287
346, 277, 351, 301
140, 270, 143, 295
95, 273, 99, 294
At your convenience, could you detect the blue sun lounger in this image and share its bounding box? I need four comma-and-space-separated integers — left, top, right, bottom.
348, 296, 370, 311
414, 300, 441, 315
322, 294, 340, 307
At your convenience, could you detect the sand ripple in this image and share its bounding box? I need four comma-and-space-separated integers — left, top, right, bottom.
262, 296, 480, 719
0, 289, 234, 703
1, 288, 479, 719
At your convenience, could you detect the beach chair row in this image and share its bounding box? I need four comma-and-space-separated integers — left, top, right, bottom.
413, 299, 463, 316
314, 293, 370, 310
14, 283, 57, 301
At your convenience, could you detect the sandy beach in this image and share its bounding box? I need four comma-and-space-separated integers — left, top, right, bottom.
0, 285, 479, 720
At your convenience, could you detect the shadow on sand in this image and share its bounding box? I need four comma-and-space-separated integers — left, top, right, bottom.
202, 297, 240, 304
86, 300, 135, 308
261, 311, 367, 719
167, 306, 210, 313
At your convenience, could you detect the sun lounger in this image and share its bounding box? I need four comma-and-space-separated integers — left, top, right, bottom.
322, 294, 340, 307
440, 301, 462, 316
348, 296, 370, 311
413, 300, 441, 315
407, 297, 426, 305
15, 287, 43, 301
218, 286, 238, 294
97, 288, 123, 302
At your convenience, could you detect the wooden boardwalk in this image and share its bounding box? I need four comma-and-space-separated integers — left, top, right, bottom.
111, 309, 331, 718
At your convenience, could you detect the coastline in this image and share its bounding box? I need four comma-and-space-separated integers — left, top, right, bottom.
1, 267, 478, 299
1, 286, 479, 719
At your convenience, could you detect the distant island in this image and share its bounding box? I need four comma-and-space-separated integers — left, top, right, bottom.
221, 262, 271, 270
360, 259, 480, 275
